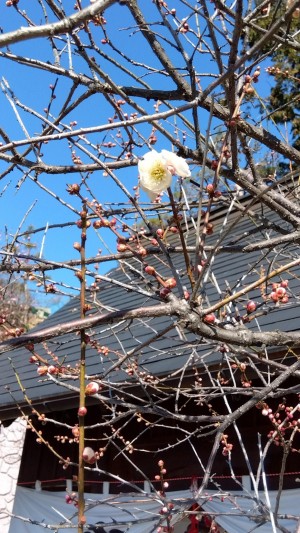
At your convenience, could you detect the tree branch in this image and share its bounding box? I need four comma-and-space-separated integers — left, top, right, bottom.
0, 0, 118, 48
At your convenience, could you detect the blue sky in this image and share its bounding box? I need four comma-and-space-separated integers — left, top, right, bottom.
0, 3, 196, 289
0, 1, 288, 309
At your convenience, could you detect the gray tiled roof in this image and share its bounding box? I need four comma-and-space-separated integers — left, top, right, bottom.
1, 197, 299, 419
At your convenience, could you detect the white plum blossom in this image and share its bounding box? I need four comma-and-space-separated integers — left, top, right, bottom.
161, 149, 191, 178
138, 150, 172, 201
138, 149, 190, 200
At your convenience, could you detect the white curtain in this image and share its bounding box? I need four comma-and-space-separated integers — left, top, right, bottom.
10, 487, 166, 532
9, 486, 300, 532
202, 489, 300, 532
0, 418, 27, 533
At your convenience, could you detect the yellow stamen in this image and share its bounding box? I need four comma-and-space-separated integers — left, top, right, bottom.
149, 162, 166, 182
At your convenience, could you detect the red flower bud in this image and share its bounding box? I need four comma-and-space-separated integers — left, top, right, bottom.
204, 313, 216, 324
159, 288, 171, 299
246, 300, 257, 313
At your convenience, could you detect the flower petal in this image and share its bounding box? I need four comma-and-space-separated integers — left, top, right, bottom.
161, 149, 191, 177
138, 150, 172, 200
140, 184, 160, 201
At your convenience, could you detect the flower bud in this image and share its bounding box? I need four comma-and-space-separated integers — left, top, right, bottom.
246, 300, 257, 313
165, 278, 176, 289
144, 265, 155, 275
72, 426, 79, 437
85, 381, 100, 395
117, 243, 127, 252
204, 313, 216, 324
159, 287, 171, 299
82, 447, 96, 464
37, 366, 48, 376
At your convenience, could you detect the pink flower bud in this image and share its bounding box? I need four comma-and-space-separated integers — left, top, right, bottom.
276, 287, 286, 299
206, 184, 215, 195
280, 280, 288, 288
82, 447, 96, 464
144, 265, 155, 275
85, 381, 100, 395
270, 291, 278, 302
137, 246, 147, 257
165, 278, 176, 289
37, 366, 48, 376
48, 365, 58, 375
72, 426, 79, 437
246, 300, 257, 313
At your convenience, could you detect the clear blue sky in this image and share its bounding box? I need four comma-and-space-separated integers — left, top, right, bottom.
0, 1, 286, 309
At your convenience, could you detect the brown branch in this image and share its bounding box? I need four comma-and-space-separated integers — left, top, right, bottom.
0, 303, 174, 354
0, 0, 118, 48
1, 86, 300, 165
198, 355, 300, 494
2, 297, 300, 355
203, 255, 300, 315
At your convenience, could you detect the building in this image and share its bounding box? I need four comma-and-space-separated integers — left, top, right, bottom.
1, 193, 300, 532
